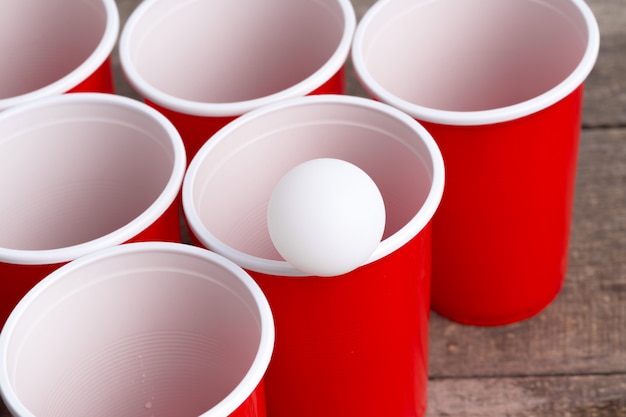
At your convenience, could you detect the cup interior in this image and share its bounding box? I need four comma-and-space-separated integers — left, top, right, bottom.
186, 98, 438, 265
2, 244, 267, 417
123, 0, 349, 103
356, 0, 592, 112
0, 97, 178, 251
0, 0, 110, 99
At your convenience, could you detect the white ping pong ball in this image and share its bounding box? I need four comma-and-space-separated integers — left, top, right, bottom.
267, 158, 386, 277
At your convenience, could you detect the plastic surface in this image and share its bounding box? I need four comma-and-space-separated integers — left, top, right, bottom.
247, 228, 431, 417
0, 93, 186, 326
352, 0, 600, 325
0, 242, 274, 417
143, 70, 345, 163
67, 57, 115, 95
426, 87, 584, 325
183, 95, 444, 417
0, 0, 119, 110
119, 0, 354, 159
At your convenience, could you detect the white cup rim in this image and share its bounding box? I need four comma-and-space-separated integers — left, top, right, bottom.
182, 94, 445, 276
351, 0, 600, 126
119, 0, 356, 117
0, 242, 275, 417
0, 0, 119, 111
0, 93, 186, 266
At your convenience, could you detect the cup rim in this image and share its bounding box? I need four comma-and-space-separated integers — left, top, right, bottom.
0, 93, 186, 265
182, 94, 445, 277
119, 0, 357, 117
351, 0, 600, 126
0, 0, 119, 111
0, 241, 275, 417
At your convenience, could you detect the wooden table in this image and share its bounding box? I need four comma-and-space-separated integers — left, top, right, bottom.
2, 0, 624, 415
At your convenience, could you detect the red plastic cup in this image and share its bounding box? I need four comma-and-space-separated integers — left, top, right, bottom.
119, 0, 356, 161
352, 0, 600, 326
0, 242, 274, 417
183, 95, 445, 417
0, 93, 186, 327
0, 0, 119, 111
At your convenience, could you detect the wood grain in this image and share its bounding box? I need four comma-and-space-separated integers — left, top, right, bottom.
582, 0, 626, 128
427, 374, 626, 417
